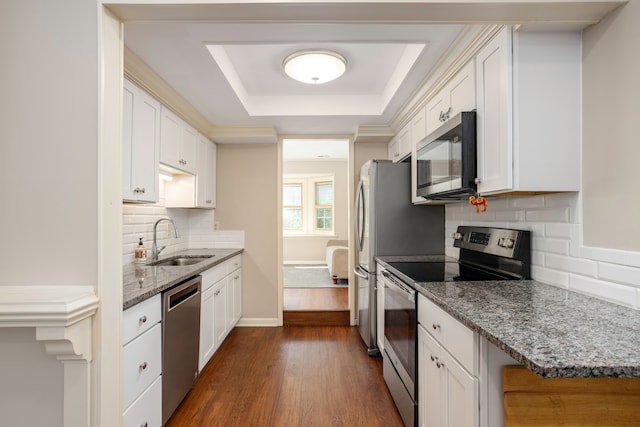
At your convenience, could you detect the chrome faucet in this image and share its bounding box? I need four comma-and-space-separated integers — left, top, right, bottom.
152, 217, 180, 261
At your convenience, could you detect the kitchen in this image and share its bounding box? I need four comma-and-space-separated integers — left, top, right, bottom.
2, 1, 640, 427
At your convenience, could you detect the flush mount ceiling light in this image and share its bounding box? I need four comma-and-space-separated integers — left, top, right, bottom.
283, 49, 347, 84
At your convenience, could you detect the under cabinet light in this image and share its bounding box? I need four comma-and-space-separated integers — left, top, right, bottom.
159, 171, 174, 181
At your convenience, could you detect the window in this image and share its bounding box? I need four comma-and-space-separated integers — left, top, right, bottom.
283, 184, 302, 231
315, 182, 333, 231
283, 176, 334, 235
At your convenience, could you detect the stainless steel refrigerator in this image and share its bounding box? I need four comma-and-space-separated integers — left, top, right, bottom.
355, 160, 444, 355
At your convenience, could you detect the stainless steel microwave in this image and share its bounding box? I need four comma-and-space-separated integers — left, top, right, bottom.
416, 111, 477, 200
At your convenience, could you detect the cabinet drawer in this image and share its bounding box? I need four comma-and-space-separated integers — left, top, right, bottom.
122, 375, 161, 427
418, 294, 478, 375
201, 263, 226, 291
226, 254, 242, 274
123, 294, 161, 345
122, 323, 162, 410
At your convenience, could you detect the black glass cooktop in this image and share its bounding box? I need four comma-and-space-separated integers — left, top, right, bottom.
387, 261, 510, 283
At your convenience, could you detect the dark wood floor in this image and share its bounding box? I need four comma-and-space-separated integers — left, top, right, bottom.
283, 288, 350, 326
165, 326, 403, 427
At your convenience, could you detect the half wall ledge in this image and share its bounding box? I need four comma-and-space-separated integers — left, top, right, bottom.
0, 285, 99, 427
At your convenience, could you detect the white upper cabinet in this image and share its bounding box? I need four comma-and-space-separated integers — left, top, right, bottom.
426, 60, 476, 136
122, 79, 160, 203
195, 134, 216, 209
160, 106, 196, 174
388, 122, 412, 163
475, 27, 581, 195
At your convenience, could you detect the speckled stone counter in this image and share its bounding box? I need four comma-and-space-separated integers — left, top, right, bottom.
377, 257, 640, 378
123, 248, 243, 310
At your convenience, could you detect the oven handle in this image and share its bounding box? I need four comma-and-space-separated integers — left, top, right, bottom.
382, 270, 415, 303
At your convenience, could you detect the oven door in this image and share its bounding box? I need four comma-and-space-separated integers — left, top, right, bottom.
382, 270, 417, 399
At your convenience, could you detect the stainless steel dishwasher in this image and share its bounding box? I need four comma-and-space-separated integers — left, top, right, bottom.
162, 275, 201, 425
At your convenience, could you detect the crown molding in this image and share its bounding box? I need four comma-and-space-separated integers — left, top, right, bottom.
391, 24, 503, 131
209, 126, 278, 143
354, 125, 395, 144
124, 47, 213, 136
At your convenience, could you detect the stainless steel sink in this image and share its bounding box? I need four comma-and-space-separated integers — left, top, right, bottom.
148, 255, 214, 267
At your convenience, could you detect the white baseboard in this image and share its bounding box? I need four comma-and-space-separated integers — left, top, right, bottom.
236, 317, 279, 327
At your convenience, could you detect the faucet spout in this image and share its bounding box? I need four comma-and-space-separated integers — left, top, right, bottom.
152, 218, 180, 261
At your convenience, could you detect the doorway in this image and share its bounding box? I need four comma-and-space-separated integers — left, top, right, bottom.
281, 138, 350, 325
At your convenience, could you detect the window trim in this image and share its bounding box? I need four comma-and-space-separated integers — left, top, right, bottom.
283, 175, 334, 236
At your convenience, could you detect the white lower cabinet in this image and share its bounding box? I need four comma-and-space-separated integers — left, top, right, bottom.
199, 255, 243, 371
123, 376, 162, 427
376, 264, 385, 353
122, 294, 162, 427
418, 294, 479, 427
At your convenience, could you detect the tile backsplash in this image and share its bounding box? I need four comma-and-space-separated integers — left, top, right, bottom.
122, 183, 243, 264
445, 192, 640, 309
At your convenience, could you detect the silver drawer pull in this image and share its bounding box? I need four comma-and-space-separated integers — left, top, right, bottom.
139, 361, 147, 371
436, 360, 445, 369
141, 422, 148, 427
139, 315, 147, 324
432, 323, 441, 331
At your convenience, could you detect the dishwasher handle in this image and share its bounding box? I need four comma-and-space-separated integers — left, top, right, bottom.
165, 276, 201, 312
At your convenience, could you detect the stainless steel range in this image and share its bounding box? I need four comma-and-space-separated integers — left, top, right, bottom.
380, 226, 531, 427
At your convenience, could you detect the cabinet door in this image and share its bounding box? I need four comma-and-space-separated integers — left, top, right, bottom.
418, 325, 444, 427
475, 27, 512, 194
229, 269, 242, 327
199, 285, 215, 371
122, 79, 160, 203
447, 60, 476, 118
160, 106, 181, 169
425, 92, 448, 136
179, 122, 197, 174
213, 278, 228, 348
442, 348, 479, 427
388, 137, 400, 162
396, 123, 412, 161
376, 276, 384, 352
195, 135, 216, 209
411, 106, 427, 146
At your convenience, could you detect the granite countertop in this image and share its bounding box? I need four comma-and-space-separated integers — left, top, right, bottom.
123, 248, 243, 310
377, 257, 640, 378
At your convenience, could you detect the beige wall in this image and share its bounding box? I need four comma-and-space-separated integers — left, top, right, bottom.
216, 143, 279, 322
283, 159, 349, 263
583, 1, 640, 251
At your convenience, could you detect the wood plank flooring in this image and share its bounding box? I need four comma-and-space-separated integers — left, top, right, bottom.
165, 326, 403, 427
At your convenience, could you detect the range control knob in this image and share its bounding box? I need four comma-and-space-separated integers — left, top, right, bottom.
498, 238, 515, 248
453, 232, 463, 241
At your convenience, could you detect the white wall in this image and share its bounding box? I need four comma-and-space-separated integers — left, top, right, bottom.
0, 1, 100, 426
446, 193, 640, 309
582, 0, 640, 251
283, 159, 349, 263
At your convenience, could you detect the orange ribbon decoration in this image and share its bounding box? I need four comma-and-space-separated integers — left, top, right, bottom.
469, 195, 488, 213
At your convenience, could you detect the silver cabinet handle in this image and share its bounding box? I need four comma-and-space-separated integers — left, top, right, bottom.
234, 275, 239, 280
140, 422, 148, 427
139, 315, 147, 324
214, 290, 221, 296
430, 355, 435, 362
206, 200, 212, 204
432, 323, 441, 331
140, 187, 145, 194
436, 360, 445, 369
139, 361, 147, 371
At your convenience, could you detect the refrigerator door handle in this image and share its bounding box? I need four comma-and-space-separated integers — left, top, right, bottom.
354, 266, 368, 279
355, 180, 365, 251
